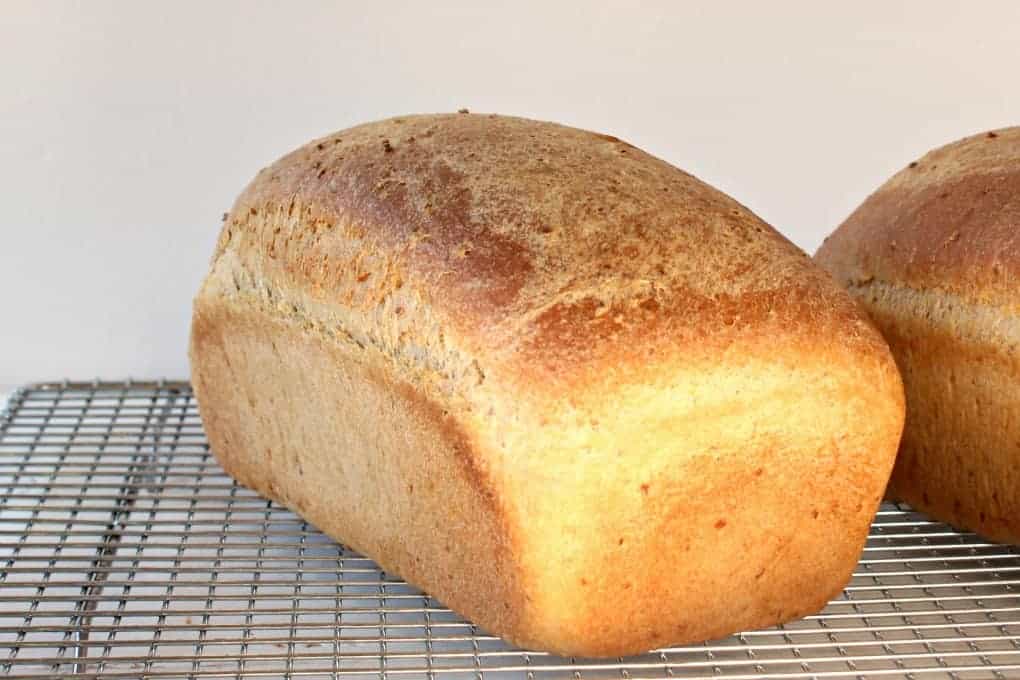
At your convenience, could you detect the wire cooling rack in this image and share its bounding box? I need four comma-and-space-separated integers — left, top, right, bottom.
1, 382, 1019, 679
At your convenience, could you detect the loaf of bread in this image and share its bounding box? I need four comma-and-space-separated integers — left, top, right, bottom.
190, 113, 905, 657
816, 127, 1020, 544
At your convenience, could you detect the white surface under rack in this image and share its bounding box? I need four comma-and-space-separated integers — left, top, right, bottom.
1, 381, 1019, 679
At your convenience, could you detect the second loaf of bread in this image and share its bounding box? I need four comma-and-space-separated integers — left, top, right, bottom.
190, 113, 905, 656
816, 127, 1020, 544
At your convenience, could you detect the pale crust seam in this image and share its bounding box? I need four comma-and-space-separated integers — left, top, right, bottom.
846, 278, 1020, 356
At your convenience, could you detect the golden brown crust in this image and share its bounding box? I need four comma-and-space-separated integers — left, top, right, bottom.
192, 112, 905, 656
507, 347, 903, 654
816, 126, 1020, 544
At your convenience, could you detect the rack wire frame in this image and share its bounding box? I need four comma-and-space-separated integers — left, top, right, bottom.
0, 381, 1018, 679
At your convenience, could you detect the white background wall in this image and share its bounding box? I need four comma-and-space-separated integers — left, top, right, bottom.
2, 1, 1019, 388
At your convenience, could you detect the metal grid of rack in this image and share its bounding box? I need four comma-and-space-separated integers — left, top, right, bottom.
0, 381, 1019, 679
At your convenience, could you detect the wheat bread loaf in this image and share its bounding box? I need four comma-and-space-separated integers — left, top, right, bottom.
816, 127, 1020, 544
190, 113, 905, 656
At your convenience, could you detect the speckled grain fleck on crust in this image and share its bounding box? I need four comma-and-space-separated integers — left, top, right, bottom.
816, 126, 1020, 544
192, 113, 905, 656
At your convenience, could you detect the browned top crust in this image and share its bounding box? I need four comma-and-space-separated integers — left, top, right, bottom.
816, 127, 1020, 310
214, 113, 887, 397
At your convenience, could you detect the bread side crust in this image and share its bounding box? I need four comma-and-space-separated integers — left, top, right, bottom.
843, 278, 1020, 542
191, 278, 904, 656
190, 295, 527, 642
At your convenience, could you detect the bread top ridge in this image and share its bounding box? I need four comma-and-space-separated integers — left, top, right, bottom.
816, 126, 1020, 311
200, 112, 891, 410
